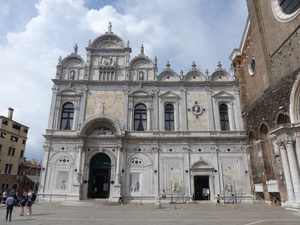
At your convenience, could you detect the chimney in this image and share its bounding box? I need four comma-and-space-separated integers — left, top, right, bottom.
8, 107, 14, 119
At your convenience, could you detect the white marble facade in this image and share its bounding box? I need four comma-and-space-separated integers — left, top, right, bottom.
38, 23, 251, 203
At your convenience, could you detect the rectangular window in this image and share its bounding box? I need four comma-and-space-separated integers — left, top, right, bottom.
5, 184, 9, 189
4, 164, 12, 174
22, 140, 26, 145
1, 183, 5, 189
12, 123, 21, 130
11, 136, 18, 142
0, 144, 2, 153
17, 165, 21, 174
23, 128, 28, 133
1, 132, 6, 138
20, 150, 24, 158
2, 119, 8, 125
8, 147, 15, 156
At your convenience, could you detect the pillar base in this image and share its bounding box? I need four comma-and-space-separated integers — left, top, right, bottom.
113, 184, 121, 198
281, 201, 300, 211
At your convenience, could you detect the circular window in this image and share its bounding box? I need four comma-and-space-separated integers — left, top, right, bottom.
271, 0, 300, 23
248, 58, 256, 76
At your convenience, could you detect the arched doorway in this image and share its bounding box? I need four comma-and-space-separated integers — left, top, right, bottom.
88, 153, 111, 198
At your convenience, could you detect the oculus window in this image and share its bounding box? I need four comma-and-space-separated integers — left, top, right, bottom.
219, 104, 230, 131
60, 103, 74, 130
165, 104, 174, 131
134, 104, 147, 131
279, 0, 300, 14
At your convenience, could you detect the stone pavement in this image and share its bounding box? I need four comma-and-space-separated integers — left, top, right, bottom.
0, 201, 299, 225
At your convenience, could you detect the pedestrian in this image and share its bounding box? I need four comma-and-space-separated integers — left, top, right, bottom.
192, 193, 196, 204
216, 194, 220, 206
274, 196, 278, 206
26, 190, 33, 215
20, 191, 28, 216
161, 190, 166, 200
5, 193, 15, 221
3, 189, 7, 202
231, 194, 235, 209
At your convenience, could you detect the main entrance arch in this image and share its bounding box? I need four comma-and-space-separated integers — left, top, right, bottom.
88, 153, 111, 198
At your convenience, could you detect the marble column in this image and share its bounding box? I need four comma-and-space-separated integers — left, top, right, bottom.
277, 140, 295, 202
285, 137, 300, 202
116, 147, 121, 185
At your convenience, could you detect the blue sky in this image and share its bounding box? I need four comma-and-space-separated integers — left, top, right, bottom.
0, 0, 248, 162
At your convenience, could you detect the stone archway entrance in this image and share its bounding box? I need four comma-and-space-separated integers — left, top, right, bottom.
194, 176, 210, 200
88, 153, 111, 198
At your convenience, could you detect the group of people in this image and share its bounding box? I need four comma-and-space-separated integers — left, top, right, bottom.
162, 190, 236, 208
4, 190, 35, 222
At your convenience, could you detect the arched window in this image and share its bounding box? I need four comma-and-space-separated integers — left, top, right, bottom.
277, 114, 290, 125
134, 104, 147, 131
219, 104, 229, 131
60, 103, 74, 130
165, 104, 174, 131
279, 0, 300, 14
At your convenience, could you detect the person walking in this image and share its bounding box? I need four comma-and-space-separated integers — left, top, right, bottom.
20, 191, 28, 216
231, 194, 235, 209
2, 189, 7, 202
192, 193, 196, 204
5, 193, 15, 221
26, 190, 33, 215
216, 194, 220, 206
161, 190, 166, 200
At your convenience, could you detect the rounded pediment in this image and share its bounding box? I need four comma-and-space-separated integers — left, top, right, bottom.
157, 71, 180, 82
130, 55, 154, 68
211, 70, 233, 82
91, 34, 126, 49
79, 116, 123, 136
191, 159, 214, 170
185, 71, 206, 81
61, 55, 85, 68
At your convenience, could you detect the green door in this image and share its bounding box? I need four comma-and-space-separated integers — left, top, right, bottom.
88, 153, 111, 198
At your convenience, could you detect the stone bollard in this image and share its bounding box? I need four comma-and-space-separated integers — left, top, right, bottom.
155, 197, 161, 209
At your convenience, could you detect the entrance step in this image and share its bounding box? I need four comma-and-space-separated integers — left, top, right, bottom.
62, 199, 119, 206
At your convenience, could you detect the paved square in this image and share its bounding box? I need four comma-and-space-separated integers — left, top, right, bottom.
1, 201, 299, 225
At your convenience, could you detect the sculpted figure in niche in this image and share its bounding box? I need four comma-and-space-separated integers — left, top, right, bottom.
131, 181, 139, 192
139, 71, 144, 81
173, 183, 181, 193
70, 70, 75, 80
74, 43, 78, 54
61, 179, 67, 190
101, 102, 105, 115
224, 182, 232, 193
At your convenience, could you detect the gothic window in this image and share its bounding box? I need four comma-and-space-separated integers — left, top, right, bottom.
60, 103, 74, 130
277, 114, 290, 125
219, 104, 229, 131
134, 104, 147, 131
279, 0, 300, 14
165, 104, 174, 131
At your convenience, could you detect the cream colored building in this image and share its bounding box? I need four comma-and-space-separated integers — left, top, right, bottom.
39, 24, 251, 203
0, 108, 28, 192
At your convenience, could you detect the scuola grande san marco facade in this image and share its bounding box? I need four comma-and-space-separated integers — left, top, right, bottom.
38, 23, 251, 203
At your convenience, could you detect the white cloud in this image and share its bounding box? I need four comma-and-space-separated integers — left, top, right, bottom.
0, 0, 248, 162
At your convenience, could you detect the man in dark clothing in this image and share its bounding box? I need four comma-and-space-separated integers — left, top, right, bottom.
5, 194, 15, 221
